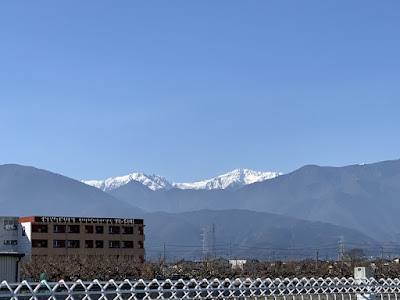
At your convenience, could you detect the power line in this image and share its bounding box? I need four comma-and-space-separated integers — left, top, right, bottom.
144, 241, 400, 262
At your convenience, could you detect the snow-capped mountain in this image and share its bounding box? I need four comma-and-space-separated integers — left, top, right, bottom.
82, 169, 282, 192
83, 173, 173, 192
174, 169, 282, 190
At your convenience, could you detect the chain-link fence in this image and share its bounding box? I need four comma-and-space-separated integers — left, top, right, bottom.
1, 277, 399, 300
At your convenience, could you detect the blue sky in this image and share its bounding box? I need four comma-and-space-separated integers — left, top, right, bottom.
0, 1, 399, 182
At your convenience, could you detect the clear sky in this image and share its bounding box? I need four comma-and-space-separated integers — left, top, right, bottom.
0, 1, 399, 182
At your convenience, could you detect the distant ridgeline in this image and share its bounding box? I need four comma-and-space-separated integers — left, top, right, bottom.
2, 159, 400, 260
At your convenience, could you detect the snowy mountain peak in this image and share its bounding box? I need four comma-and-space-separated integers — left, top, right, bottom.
83, 173, 173, 192
175, 169, 282, 190
82, 169, 282, 192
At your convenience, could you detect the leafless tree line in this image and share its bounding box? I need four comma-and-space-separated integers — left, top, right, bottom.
21, 255, 400, 282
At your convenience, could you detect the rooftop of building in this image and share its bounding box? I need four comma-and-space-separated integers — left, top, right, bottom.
0, 252, 25, 258
19, 216, 144, 225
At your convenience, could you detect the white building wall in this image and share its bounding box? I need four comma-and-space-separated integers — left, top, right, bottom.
229, 259, 247, 269
18, 222, 32, 258
0, 217, 19, 252
229, 259, 258, 270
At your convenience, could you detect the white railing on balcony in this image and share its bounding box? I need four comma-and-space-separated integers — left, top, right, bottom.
1, 277, 399, 300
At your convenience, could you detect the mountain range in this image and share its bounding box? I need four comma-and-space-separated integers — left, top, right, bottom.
96, 159, 400, 243
143, 209, 376, 261
2, 159, 400, 259
82, 169, 282, 192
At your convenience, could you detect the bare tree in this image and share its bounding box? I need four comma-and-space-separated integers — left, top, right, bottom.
346, 248, 366, 262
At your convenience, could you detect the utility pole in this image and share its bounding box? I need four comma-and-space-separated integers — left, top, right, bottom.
290, 230, 294, 260
315, 249, 319, 269
163, 243, 166, 278
211, 223, 216, 259
229, 242, 232, 261
163, 243, 166, 263
339, 239, 345, 261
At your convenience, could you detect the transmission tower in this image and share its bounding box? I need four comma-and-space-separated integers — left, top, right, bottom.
201, 226, 209, 260
201, 223, 217, 260
339, 237, 345, 261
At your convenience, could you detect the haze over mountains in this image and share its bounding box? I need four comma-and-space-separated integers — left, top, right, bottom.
103, 159, 400, 243
144, 209, 376, 261
1, 159, 400, 259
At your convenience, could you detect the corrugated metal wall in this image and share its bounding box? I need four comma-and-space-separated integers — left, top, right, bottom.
0, 256, 18, 282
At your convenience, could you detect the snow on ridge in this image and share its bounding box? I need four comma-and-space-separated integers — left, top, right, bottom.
82, 169, 283, 192
82, 173, 173, 192
174, 169, 282, 190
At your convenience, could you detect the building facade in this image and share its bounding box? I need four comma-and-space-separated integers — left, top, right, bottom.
18, 216, 145, 261
0, 217, 19, 252
229, 259, 259, 270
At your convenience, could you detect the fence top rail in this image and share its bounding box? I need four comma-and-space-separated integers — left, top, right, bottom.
2, 277, 400, 286
1, 277, 400, 299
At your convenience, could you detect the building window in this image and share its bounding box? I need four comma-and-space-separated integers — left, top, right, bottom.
138, 241, 143, 249
85, 240, 94, 248
122, 241, 133, 248
67, 240, 80, 248
138, 226, 144, 235
32, 239, 48, 248
85, 226, 93, 234
95, 226, 104, 234
109, 226, 120, 234
53, 225, 66, 233
4, 219, 18, 230
53, 240, 66, 248
122, 227, 133, 234
32, 225, 48, 233
67, 225, 80, 233
3, 240, 17, 245
95, 240, 104, 248
108, 241, 120, 248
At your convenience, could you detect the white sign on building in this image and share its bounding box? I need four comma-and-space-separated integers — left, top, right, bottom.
0, 217, 19, 252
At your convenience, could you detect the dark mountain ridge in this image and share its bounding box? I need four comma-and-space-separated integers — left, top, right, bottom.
236, 159, 400, 241
142, 209, 378, 261
110, 159, 400, 242
0, 163, 379, 260
0, 164, 142, 217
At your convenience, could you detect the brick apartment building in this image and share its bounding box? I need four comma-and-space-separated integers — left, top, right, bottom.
18, 216, 145, 261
